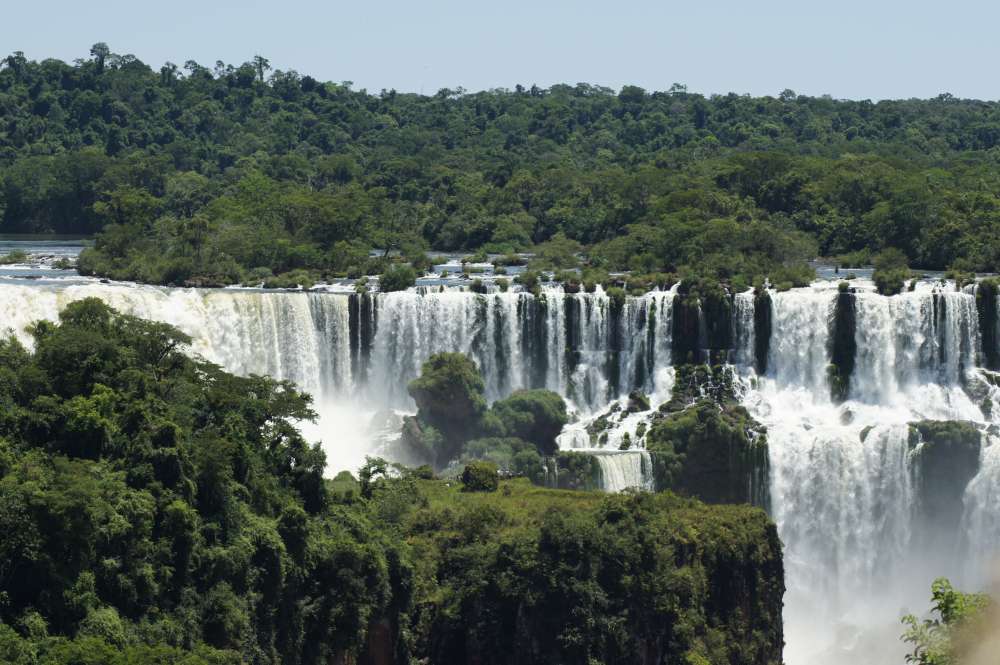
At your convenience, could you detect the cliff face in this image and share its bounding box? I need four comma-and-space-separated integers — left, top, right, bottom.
374, 481, 784, 665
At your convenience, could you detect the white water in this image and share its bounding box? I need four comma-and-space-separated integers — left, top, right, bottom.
739, 280, 999, 665
591, 450, 655, 492
0, 281, 679, 474
3, 274, 1000, 664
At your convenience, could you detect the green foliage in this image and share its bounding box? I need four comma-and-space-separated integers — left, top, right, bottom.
487, 389, 568, 455
545, 451, 599, 490
0, 301, 784, 663
902, 578, 992, 665
605, 286, 627, 309
873, 247, 911, 295
647, 365, 769, 506
379, 263, 417, 292
0, 249, 29, 265
460, 461, 499, 492
0, 300, 365, 664
408, 482, 784, 664
463, 437, 545, 483
4, 51, 1000, 283
404, 354, 571, 469
407, 353, 487, 463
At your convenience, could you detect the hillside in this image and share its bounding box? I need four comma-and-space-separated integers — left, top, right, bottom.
2, 46, 1000, 286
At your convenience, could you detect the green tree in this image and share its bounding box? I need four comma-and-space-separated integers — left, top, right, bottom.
407, 353, 487, 463
902, 578, 992, 665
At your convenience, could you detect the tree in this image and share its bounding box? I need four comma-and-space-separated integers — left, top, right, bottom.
252, 54, 271, 85
90, 42, 111, 73
461, 461, 499, 492
902, 578, 992, 665
488, 389, 568, 455
872, 247, 910, 295
379, 264, 416, 292
407, 353, 487, 463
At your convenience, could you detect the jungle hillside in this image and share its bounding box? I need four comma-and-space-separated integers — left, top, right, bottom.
3, 46, 1000, 287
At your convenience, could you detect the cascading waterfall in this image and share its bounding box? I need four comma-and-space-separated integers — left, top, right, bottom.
4, 273, 1000, 665
737, 279, 999, 665
732, 289, 756, 367
962, 435, 1000, 581
852, 285, 981, 403
0, 281, 677, 480
591, 450, 655, 492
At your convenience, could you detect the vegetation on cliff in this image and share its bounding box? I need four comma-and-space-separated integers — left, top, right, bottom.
646, 365, 770, 506
0, 301, 784, 663
401, 352, 567, 471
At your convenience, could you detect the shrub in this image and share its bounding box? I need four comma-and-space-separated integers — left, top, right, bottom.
408, 353, 487, 463
0, 249, 29, 265
515, 270, 540, 290
461, 461, 499, 492
380, 264, 417, 292
872, 248, 910, 295
488, 390, 568, 455
605, 286, 627, 309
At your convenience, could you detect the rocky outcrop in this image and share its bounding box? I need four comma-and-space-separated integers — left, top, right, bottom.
647, 364, 770, 507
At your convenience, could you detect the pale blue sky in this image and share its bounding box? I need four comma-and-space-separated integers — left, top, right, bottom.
2, 0, 995, 100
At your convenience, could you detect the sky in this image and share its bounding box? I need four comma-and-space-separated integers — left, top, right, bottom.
2, 0, 997, 101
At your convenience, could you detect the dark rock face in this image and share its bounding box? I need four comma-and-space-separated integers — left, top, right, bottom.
672, 294, 704, 365
828, 290, 856, 403
909, 420, 982, 542
349, 292, 377, 382
754, 289, 772, 375
978, 280, 999, 370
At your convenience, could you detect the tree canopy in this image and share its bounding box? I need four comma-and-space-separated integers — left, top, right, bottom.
3, 47, 1000, 287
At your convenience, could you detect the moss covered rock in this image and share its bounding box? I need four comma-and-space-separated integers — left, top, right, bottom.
646, 364, 769, 506
909, 420, 982, 539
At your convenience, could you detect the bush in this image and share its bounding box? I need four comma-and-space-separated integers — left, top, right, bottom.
488, 390, 568, 455
408, 353, 488, 463
0, 249, 29, 265
380, 263, 417, 292
493, 253, 526, 267
605, 286, 627, 309
461, 461, 499, 492
872, 248, 910, 295
515, 270, 541, 291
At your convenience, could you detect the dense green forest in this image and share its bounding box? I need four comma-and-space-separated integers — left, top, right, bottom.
0, 299, 784, 664
3, 45, 1000, 287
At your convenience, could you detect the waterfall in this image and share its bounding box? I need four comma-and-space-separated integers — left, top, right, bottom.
0, 281, 678, 473
592, 450, 654, 492
962, 435, 1000, 582
852, 287, 980, 401
732, 289, 756, 368
766, 285, 834, 393
5, 274, 1000, 665
738, 279, 996, 665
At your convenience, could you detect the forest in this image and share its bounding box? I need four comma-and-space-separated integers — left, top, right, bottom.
0, 300, 785, 664
3, 46, 1000, 288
